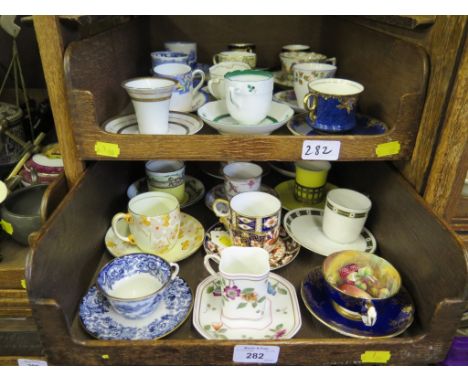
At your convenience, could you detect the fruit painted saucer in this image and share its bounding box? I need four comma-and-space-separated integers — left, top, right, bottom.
287, 112, 389, 136
274, 179, 337, 211
105, 213, 204, 263
283, 208, 377, 256
301, 266, 414, 338
102, 112, 204, 135
193, 273, 301, 340
204, 183, 279, 211
204, 222, 301, 271
79, 277, 193, 340
273, 90, 304, 113
197, 100, 294, 135
127, 176, 205, 209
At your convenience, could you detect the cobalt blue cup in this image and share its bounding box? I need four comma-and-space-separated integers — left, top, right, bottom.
304, 78, 364, 132
322, 250, 401, 327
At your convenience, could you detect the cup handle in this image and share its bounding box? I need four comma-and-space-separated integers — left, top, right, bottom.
208, 79, 220, 98
111, 212, 136, 245
361, 300, 377, 327
192, 69, 206, 94
325, 57, 337, 66
212, 198, 230, 218
303, 93, 318, 125
228, 87, 242, 109
213, 54, 220, 65
204, 254, 221, 276
169, 262, 180, 281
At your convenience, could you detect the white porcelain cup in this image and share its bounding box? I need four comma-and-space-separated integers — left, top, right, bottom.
322, 188, 372, 244
223, 161, 263, 200
207, 62, 250, 99
153, 63, 205, 112
121, 77, 176, 134
204, 246, 270, 321
164, 41, 197, 68
293, 62, 337, 110
224, 70, 274, 125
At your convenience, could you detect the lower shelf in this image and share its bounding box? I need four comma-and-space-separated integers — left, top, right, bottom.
26, 161, 467, 365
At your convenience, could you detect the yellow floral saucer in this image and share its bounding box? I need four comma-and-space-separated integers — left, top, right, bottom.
274, 179, 337, 211
105, 213, 204, 263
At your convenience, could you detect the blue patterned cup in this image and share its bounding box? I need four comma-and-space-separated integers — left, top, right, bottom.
151, 51, 189, 69
164, 41, 197, 69
304, 78, 364, 132
97, 253, 179, 319
322, 251, 401, 327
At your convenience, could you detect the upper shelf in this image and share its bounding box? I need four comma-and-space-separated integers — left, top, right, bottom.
63, 16, 429, 161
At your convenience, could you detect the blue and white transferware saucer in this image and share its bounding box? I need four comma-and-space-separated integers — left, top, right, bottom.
193, 273, 301, 340
79, 277, 193, 340
283, 208, 377, 256
287, 112, 389, 136
301, 266, 414, 338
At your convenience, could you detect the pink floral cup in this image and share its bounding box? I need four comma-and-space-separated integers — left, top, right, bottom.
204, 246, 270, 321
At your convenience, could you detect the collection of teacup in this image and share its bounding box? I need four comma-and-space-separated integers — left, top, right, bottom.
79, 158, 414, 341
115, 40, 374, 138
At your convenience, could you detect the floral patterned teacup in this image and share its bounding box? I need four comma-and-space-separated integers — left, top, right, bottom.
213, 191, 281, 252
111, 191, 180, 254
153, 63, 205, 112
223, 161, 263, 200
204, 246, 270, 321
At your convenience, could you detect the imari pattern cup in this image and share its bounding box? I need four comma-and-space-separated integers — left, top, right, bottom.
121, 77, 176, 134
212, 191, 281, 252
204, 246, 270, 320
304, 78, 364, 132
111, 191, 180, 254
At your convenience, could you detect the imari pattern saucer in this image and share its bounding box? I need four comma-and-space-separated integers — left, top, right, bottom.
193, 273, 301, 340
127, 176, 205, 209
102, 112, 204, 135
301, 266, 414, 338
274, 179, 337, 211
283, 208, 377, 256
287, 112, 388, 136
105, 213, 204, 263
204, 222, 301, 270
80, 277, 192, 340
204, 183, 279, 211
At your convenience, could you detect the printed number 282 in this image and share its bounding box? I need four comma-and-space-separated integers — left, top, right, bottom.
246, 353, 264, 360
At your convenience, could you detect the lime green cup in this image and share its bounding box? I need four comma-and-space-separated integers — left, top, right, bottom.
294, 160, 331, 204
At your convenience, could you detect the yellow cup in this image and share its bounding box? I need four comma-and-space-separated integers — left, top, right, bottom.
294, 161, 331, 203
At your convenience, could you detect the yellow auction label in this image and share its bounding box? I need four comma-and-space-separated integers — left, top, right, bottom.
361, 351, 391, 364
94, 142, 120, 158
101, 354, 110, 360
21, 279, 27, 289
376, 141, 401, 157
0, 219, 13, 235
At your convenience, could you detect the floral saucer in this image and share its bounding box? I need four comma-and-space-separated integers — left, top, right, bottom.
102, 112, 204, 135
274, 179, 337, 211
273, 71, 293, 88
127, 175, 205, 209
105, 213, 204, 262
193, 273, 301, 340
283, 208, 377, 256
273, 90, 304, 113
204, 183, 278, 211
287, 112, 389, 136
198, 161, 271, 180
301, 266, 414, 338
204, 222, 301, 271
197, 100, 294, 135
79, 277, 192, 340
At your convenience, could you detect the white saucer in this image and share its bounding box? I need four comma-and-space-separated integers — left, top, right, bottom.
192, 273, 301, 340
283, 208, 377, 256
105, 212, 204, 263
191, 91, 210, 112
197, 100, 294, 135
273, 71, 294, 88
273, 90, 304, 113
102, 112, 204, 135
127, 175, 205, 209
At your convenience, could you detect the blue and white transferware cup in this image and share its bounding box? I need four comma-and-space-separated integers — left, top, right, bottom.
304, 78, 364, 132
97, 253, 179, 319
153, 63, 205, 112
164, 41, 197, 69
322, 250, 402, 327
151, 51, 189, 69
